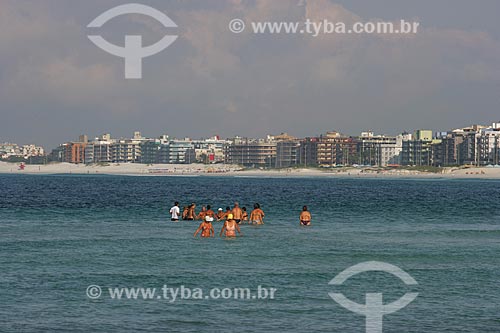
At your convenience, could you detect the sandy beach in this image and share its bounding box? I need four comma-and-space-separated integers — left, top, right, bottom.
0, 162, 240, 176
1, 161, 500, 179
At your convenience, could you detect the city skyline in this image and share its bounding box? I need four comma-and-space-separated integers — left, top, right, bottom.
2, 120, 499, 169
1, 118, 500, 150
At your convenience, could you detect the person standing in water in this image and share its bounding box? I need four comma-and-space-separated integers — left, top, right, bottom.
249, 203, 265, 225
194, 216, 215, 238
182, 206, 189, 220
242, 207, 248, 223
205, 205, 215, 219
216, 208, 225, 221
169, 201, 180, 222
187, 203, 196, 220
232, 202, 243, 224
300, 206, 311, 226
221, 206, 231, 220
220, 214, 242, 237
197, 206, 207, 221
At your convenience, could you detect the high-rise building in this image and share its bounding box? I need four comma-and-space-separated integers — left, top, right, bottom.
478, 126, 500, 165
85, 142, 113, 164
459, 130, 480, 165
224, 138, 276, 167
167, 140, 196, 164
431, 132, 464, 166
0, 143, 20, 159
275, 141, 299, 168
21, 145, 45, 158
140, 140, 162, 164
192, 136, 227, 164
111, 140, 141, 163
297, 133, 356, 167
298, 137, 318, 167
401, 130, 435, 166
63, 142, 86, 164
317, 133, 356, 167
356, 132, 400, 166
84, 134, 114, 164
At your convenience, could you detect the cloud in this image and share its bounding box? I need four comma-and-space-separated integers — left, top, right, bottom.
225, 101, 238, 114
0, 0, 499, 147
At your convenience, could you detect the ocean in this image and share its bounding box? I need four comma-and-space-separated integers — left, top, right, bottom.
1, 174, 499, 332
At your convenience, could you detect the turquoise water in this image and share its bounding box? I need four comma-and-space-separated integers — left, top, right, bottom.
1, 174, 499, 332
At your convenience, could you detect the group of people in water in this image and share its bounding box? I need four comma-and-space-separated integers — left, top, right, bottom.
169, 201, 312, 238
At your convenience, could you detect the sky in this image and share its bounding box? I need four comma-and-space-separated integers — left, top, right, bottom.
0, 0, 499, 149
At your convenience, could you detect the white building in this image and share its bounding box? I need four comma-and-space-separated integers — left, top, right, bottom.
166, 140, 195, 164
21, 145, 45, 158
193, 136, 227, 163
0, 143, 20, 159
393, 133, 412, 165
478, 125, 500, 165
357, 133, 398, 166
84, 132, 148, 164
84, 134, 115, 164
111, 140, 142, 163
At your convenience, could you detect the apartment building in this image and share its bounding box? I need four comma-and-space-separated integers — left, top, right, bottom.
165, 140, 196, 164
478, 126, 500, 165
63, 142, 86, 164
21, 145, 45, 158
111, 140, 141, 163
316, 132, 357, 167
356, 132, 400, 166
224, 138, 276, 167
275, 140, 300, 168
0, 143, 20, 159
401, 130, 434, 166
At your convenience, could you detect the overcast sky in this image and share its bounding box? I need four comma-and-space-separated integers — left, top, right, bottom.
1, 0, 499, 149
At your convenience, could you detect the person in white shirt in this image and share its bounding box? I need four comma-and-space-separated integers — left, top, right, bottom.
170, 202, 180, 221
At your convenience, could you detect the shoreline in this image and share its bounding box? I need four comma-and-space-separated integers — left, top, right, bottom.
1, 161, 500, 179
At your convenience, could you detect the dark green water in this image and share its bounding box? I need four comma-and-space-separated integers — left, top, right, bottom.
1, 174, 499, 332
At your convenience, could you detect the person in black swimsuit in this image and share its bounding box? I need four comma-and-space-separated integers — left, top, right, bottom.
300, 206, 311, 226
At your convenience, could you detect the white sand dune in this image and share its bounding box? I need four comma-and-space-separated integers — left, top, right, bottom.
1, 161, 500, 178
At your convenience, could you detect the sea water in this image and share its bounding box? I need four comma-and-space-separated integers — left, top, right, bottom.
1, 174, 499, 332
